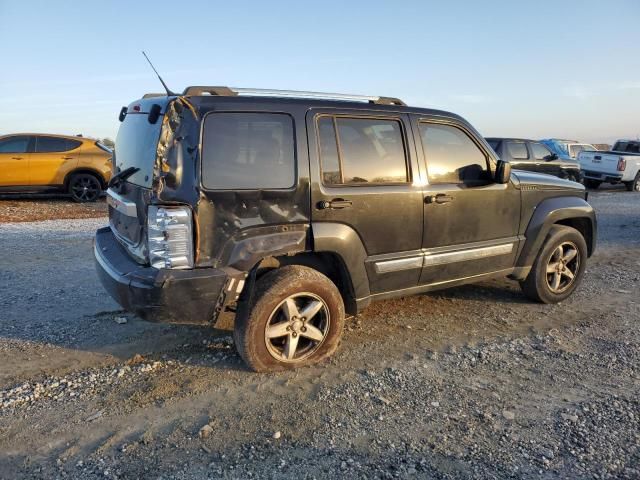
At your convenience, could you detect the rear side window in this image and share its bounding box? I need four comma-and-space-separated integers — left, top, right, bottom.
506, 142, 529, 159
419, 123, 489, 185
317, 116, 408, 184
0, 135, 30, 153
531, 142, 553, 160
35, 136, 81, 153
202, 113, 295, 190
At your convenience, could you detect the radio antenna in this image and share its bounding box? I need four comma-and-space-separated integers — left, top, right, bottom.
142, 51, 175, 96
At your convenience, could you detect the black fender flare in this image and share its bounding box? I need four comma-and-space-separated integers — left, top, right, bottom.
311, 222, 370, 301
516, 196, 596, 271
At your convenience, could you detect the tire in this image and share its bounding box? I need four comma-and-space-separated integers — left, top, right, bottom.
624, 172, 640, 192
520, 225, 588, 304
233, 265, 345, 372
68, 173, 102, 203
583, 179, 601, 190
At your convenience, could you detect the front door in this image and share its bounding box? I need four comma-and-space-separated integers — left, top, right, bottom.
308, 110, 424, 294
530, 141, 561, 177
504, 140, 537, 173
31, 136, 81, 186
0, 135, 32, 186
413, 117, 521, 285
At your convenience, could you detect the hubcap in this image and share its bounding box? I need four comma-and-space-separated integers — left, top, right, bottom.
545, 241, 580, 294
264, 293, 330, 363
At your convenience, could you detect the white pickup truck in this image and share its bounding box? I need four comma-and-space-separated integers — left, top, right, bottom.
578, 140, 640, 191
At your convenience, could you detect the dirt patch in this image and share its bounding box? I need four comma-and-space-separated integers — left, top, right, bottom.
0, 195, 107, 223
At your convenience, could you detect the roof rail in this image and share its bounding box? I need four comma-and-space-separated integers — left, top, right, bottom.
142, 93, 166, 99
181, 86, 406, 106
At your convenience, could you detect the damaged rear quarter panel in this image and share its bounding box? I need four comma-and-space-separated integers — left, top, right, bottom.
189, 99, 313, 269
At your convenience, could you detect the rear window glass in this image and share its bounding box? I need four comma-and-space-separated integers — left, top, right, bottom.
201, 113, 295, 190
115, 104, 166, 188
614, 141, 640, 153
506, 142, 529, 159
35, 136, 81, 153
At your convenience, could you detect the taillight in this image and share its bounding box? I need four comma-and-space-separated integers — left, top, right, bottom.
617, 157, 626, 171
147, 206, 194, 269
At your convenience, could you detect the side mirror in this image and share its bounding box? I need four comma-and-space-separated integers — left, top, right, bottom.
546, 153, 558, 161
495, 160, 512, 184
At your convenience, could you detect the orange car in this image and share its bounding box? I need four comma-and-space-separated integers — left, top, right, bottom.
0, 133, 113, 202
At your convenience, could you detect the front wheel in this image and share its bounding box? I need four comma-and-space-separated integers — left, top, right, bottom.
520, 225, 587, 304
233, 265, 345, 372
624, 172, 640, 192
68, 173, 102, 202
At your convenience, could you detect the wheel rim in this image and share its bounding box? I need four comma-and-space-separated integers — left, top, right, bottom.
264, 292, 330, 363
545, 241, 580, 294
71, 176, 100, 201
635, 179, 640, 192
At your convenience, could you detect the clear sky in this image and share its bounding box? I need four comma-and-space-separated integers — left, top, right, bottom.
1, 0, 638, 144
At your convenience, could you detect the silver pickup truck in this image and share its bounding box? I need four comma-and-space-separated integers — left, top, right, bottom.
578, 140, 640, 191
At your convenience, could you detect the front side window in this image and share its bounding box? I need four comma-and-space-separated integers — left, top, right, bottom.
0, 136, 30, 153
201, 113, 295, 190
506, 142, 529, 159
35, 136, 80, 153
419, 123, 489, 185
531, 142, 553, 160
318, 116, 408, 184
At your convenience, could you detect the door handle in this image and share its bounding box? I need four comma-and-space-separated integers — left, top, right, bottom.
425, 194, 454, 204
11, 156, 23, 160
317, 198, 353, 210
62, 156, 74, 160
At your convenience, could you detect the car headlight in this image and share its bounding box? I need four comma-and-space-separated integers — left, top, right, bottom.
147, 205, 194, 269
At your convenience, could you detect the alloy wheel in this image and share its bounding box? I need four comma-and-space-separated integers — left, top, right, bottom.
264, 292, 330, 363
71, 175, 101, 202
545, 241, 580, 294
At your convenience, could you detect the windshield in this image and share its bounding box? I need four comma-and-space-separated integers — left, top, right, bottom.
114, 98, 169, 188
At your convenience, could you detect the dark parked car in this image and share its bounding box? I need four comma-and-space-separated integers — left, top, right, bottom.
486, 137, 582, 183
95, 87, 596, 372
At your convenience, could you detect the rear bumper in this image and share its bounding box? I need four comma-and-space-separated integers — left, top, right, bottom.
94, 227, 227, 324
581, 170, 623, 183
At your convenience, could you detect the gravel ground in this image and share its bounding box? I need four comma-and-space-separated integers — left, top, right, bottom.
0, 190, 638, 479
0, 195, 107, 223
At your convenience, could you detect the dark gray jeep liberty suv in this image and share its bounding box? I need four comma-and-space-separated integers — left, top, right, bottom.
95, 86, 596, 372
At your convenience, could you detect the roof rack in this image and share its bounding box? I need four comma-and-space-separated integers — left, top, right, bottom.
181, 86, 406, 106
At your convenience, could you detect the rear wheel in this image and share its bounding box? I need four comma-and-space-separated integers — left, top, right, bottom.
624, 172, 640, 192
520, 225, 587, 304
69, 173, 102, 202
234, 265, 345, 372
583, 179, 601, 190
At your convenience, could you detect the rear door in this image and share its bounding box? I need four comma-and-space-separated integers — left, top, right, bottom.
414, 117, 521, 285
0, 135, 32, 186
31, 136, 82, 186
308, 110, 424, 293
